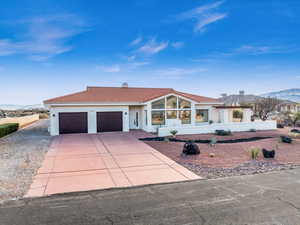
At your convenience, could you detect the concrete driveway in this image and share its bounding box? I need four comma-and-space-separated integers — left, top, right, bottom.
26, 132, 199, 197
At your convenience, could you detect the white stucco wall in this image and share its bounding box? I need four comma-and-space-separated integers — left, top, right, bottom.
49, 106, 129, 136
158, 120, 277, 137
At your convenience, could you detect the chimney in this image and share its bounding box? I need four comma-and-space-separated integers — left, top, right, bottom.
239, 90, 245, 96
221, 93, 227, 98
121, 82, 128, 88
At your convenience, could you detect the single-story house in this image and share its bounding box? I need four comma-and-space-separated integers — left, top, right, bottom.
44, 84, 277, 136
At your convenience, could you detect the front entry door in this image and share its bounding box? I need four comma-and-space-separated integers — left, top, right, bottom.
129, 109, 140, 129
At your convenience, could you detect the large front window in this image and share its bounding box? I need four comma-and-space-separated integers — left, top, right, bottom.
166, 96, 177, 109
180, 110, 191, 124
152, 98, 165, 109
151, 111, 165, 125
151, 95, 192, 125
179, 98, 191, 109
196, 109, 209, 123
166, 110, 177, 119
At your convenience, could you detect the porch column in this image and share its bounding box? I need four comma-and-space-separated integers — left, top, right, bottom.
243, 109, 252, 122
191, 103, 196, 126
220, 109, 230, 123
146, 103, 152, 132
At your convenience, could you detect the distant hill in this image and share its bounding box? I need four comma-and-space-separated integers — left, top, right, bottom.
261, 88, 300, 103
0, 104, 44, 110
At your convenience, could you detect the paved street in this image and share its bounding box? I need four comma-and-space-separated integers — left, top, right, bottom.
1, 168, 300, 225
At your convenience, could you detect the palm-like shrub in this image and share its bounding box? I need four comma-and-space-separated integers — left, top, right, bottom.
249, 147, 260, 160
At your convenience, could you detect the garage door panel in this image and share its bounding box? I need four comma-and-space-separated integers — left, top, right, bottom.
59, 112, 88, 134
97, 112, 123, 132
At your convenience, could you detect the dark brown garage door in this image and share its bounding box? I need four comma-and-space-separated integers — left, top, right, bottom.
97, 112, 123, 132
59, 112, 88, 134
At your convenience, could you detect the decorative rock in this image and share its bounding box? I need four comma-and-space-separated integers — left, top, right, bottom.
182, 141, 200, 155
209, 153, 215, 158
262, 149, 275, 158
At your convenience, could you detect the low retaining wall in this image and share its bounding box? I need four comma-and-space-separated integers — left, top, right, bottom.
0, 114, 39, 128
158, 120, 277, 137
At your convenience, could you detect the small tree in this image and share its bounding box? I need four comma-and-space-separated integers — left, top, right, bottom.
254, 97, 281, 121
291, 112, 300, 127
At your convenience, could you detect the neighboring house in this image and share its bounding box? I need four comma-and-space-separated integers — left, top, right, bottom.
276, 100, 300, 113
44, 84, 276, 136
220, 91, 300, 113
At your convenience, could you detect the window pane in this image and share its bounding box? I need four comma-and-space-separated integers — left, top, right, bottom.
232, 110, 243, 122
166, 110, 177, 119
152, 98, 165, 109
166, 96, 177, 109
196, 109, 209, 123
179, 110, 191, 124
179, 98, 191, 109
151, 111, 165, 125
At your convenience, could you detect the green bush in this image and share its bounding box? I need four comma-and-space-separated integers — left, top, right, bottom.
0, 123, 19, 138
215, 129, 232, 136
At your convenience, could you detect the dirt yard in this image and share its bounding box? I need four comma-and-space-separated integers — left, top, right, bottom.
0, 120, 51, 203
143, 128, 300, 178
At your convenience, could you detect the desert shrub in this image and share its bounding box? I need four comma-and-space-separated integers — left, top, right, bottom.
277, 124, 284, 128
209, 137, 217, 147
39, 113, 49, 119
249, 147, 260, 160
169, 129, 178, 137
249, 129, 257, 132
280, 136, 292, 144
0, 123, 19, 138
215, 130, 232, 136
182, 141, 200, 155
289, 132, 300, 138
291, 129, 300, 133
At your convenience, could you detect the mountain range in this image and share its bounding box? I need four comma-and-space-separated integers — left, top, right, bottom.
0, 104, 44, 110
261, 88, 300, 103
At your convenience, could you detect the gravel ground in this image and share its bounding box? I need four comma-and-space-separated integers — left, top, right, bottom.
0, 120, 52, 203
181, 161, 300, 179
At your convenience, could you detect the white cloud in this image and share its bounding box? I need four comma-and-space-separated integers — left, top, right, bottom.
127, 61, 150, 69
137, 38, 168, 55
98, 64, 121, 73
171, 41, 184, 49
176, 1, 227, 33
194, 13, 227, 32
0, 14, 88, 61
235, 45, 274, 55
130, 36, 143, 46
155, 67, 207, 79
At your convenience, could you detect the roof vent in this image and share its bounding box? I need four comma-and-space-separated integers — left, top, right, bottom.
121, 82, 128, 88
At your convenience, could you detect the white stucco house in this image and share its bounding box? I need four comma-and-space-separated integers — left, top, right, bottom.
44, 84, 277, 136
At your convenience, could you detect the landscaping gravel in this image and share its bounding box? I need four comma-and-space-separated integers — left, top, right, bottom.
0, 120, 51, 203
181, 161, 300, 179
143, 129, 300, 180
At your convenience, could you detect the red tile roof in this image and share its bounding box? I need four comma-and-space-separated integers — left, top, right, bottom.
44, 86, 220, 104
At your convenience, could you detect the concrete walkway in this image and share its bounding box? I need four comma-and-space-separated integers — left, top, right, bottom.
25, 132, 199, 197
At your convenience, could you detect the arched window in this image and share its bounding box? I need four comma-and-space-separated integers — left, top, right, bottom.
151, 95, 191, 125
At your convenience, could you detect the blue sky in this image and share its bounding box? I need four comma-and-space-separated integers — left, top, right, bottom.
1, 0, 300, 104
